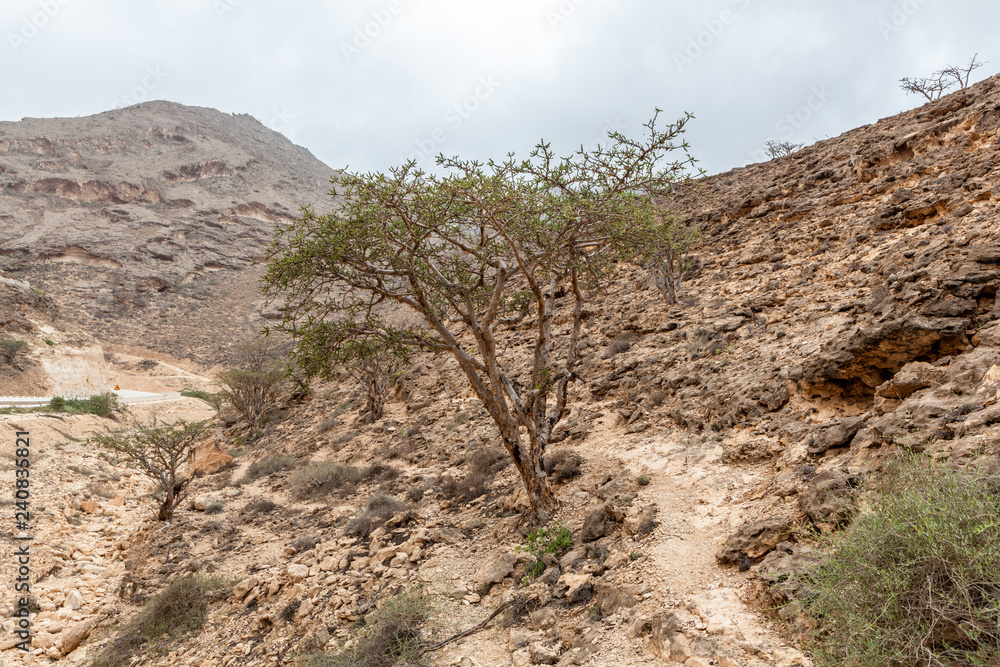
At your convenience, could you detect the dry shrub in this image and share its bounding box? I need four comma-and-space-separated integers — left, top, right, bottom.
439, 446, 509, 503
239, 454, 298, 484
291, 535, 320, 553
304, 588, 428, 667
90, 575, 229, 667
602, 336, 632, 358
292, 462, 365, 498
243, 497, 279, 514
544, 449, 583, 483
346, 495, 405, 538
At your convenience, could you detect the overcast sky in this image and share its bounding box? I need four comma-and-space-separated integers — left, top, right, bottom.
2, 0, 997, 177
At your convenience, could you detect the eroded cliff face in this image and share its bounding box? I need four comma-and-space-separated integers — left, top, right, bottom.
0, 100, 336, 363
0, 270, 108, 397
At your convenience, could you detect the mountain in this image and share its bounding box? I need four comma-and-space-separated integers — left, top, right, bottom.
0, 100, 336, 363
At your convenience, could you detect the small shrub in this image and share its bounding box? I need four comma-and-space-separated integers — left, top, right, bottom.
49, 396, 66, 411
0, 339, 28, 363
346, 495, 404, 538
180, 388, 223, 410
43, 338, 55, 346
637, 474, 651, 486
90, 574, 229, 667
205, 501, 225, 514
239, 454, 297, 484
602, 336, 631, 358
646, 390, 667, 409
86, 480, 117, 499
304, 588, 428, 667
444, 411, 469, 431
518, 522, 573, 580
804, 457, 1000, 666
291, 535, 320, 553
544, 449, 583, 483
291, 461, 364, 498
243, 497, 279, 514
440, 446, 509, 504
405, 487, 424, 503
278, 599, 301, 622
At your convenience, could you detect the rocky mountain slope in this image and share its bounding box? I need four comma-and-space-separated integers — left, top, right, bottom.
0, 76, 998, 666
0, 101, 335, 363
0, 268, 109, 398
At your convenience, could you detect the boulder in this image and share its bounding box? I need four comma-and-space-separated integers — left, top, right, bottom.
189, 438, 234, 476
476, 552, 517, 588
60, 618, 94, 654
716, 516, 795, 566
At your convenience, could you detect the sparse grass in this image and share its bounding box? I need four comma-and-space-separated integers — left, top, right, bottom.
303, 588, 429, 667
804, 457, 1000, 666
89, 574, 230, 667
346, 495, 405, 538
544, 449, 583, 483
329, 430, 359, 447
239, 454, 298, 484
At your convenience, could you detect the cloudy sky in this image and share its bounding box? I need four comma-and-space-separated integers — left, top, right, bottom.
2, 0, 997, 176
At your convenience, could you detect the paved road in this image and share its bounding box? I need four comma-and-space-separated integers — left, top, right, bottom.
0, 390, 184, 408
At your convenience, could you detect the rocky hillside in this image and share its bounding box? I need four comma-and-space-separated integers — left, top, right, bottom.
0, 77, 998, 666
0, 101, 335, 363
0, 269, 110, 398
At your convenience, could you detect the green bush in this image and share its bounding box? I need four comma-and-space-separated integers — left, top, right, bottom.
519, 522, 573, 580
90, 574, 229, 667
805, 458, 1000, 666
60, 393, 119, 417
304, 588, 428, 667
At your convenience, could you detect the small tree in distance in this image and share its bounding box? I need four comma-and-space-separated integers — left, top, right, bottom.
900, 53, 985, 102
262, 110, 701, 517
644, 209, 699, 306
763, 140, 803, 159
90, 416, 208, 521
215, 336, 286, 433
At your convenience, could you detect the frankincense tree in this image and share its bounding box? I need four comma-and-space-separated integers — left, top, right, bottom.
262, 110, 699, 516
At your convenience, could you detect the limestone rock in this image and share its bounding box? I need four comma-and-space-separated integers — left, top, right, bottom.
189, 438, 234, 475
